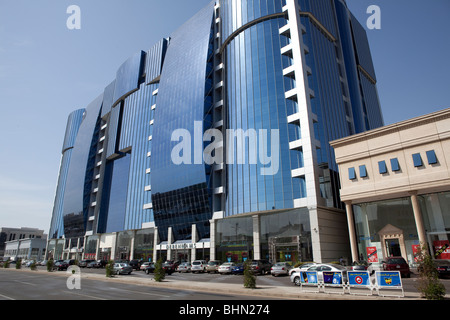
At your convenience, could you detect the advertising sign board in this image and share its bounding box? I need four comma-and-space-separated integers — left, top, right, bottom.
323, 271, 343, 285
348, 271, 371, 286
366, 246, 378, 263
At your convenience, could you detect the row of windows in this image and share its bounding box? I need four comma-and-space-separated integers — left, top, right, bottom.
348, 150, 439, 180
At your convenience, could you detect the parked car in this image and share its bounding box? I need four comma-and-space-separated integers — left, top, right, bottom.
352, 260, 374, 275
289, 263, 316, 276
113, 263, 133, 275
129, 259, 141, 270
250, 260, 272, 275
145, 262, 156, 274
218, 262, 235, 274
191, 260, 207, 273
87, 260, 107, 268
177, 262, 191, 273
140, 262, 150, 271
163, 260, 180, 275
291, 263, 348, 285
79, 259, 95, 268
231, 263, 245, 275
382, 257, 411, 278
436, 261, 450, 279
54, 259, 73, 271
206, 260, 221, 273
271, 262, 292, 277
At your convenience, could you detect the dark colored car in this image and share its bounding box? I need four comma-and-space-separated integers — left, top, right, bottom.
145, 262, 156, 274
382, 257, 411, 278
54, 259, 76, 271
162, 260, 180, 275
129, 259, 142, 270
436, 261, 450, 279
352, 260, 374, 275
79, 259, 95, 268
231, 263, 245, 275
87, 260, 107, 268
250, 260, 272, 275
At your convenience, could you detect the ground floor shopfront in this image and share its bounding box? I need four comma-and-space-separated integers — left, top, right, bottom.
46, 206, 350, 264
348, 191, 450, 267
331, 108, 450, 267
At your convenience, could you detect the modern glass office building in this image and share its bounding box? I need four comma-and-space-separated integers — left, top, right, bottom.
48, 0, 383, 264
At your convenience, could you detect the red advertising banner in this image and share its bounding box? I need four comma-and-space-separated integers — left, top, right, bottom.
433, 241, 450, 260
412, 245, 421, 262
366, 247, 378, 263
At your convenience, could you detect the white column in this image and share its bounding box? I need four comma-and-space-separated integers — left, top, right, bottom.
253, 215, 261, 260
209, 220, 216, 261
345, 202, 359, 263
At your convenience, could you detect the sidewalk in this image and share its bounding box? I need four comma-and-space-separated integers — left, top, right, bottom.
19, 268, 427, 300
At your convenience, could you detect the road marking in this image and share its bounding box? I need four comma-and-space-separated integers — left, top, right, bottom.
117, 288, 171, 298
63, 290, 107, 300
14, 280, 36, 286
0, 293, 15, 300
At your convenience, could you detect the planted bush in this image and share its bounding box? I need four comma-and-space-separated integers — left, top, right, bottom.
153, 258, 165, 282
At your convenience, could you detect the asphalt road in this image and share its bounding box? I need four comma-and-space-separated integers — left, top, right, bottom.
0, 268, 280, 300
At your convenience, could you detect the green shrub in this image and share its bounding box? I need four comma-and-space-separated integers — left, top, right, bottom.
153, 258, 165, 282
30, 260, 37, 271
3, 261, 10, 269
106, 260, 115, 278
16, 259, 22, 269
243, 260, 256, 289
415, 244, 446, 300
46, 259, 54, 272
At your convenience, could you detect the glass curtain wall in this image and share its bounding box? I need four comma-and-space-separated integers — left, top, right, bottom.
224, 17, 302, 217
215, 215, 253, 262
260, 209, 312, 262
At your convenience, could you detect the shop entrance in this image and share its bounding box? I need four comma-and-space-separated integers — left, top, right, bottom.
379, 224, 407, 260
385, 238, 401, 257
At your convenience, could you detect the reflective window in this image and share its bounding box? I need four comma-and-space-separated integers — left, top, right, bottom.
412, 153, 423, 167
426, 150, 438, 165
390, 158, 400, 172
378, 161, 387, 174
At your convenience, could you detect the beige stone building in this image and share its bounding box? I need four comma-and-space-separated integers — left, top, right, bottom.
331, 108, 450, 266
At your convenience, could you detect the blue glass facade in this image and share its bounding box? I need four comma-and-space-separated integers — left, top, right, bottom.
49, 0, 383, 263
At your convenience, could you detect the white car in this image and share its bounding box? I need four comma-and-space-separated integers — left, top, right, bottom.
289, 263, 317, 276
218, 262, 236, 274
191, 260, 207, 273
290, 263, 348, 286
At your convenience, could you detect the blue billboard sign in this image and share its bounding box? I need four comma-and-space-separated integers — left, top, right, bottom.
323, 271, 343, 285
348, 271, 371, 286
300, 271, 318, 284
376, 271, 402, 287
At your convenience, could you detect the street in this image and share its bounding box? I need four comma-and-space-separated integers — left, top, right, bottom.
1, 266, 449, 300
0, 268, 279, 300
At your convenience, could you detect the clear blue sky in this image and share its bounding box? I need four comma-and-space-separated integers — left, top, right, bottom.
0, 0, 449, 233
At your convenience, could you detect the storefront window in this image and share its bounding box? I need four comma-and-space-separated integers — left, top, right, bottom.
419, 192, 450, 260
353, 198, 419, 266
115, 231, 133, 260
134, 228, 154, 262
260, 209, 312, 263
215, 216, 253, 263
84, 235, 98, 260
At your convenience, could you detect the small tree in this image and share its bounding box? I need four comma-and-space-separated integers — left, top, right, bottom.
415, 244, 446, 300
153, 257, 165, 282
106, 260, 115, 278
30, 260, 37, 271
243, 260, 256, 289
3, 261, 10, 269
16, 259, 22, 269
47, 259, 54, 272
